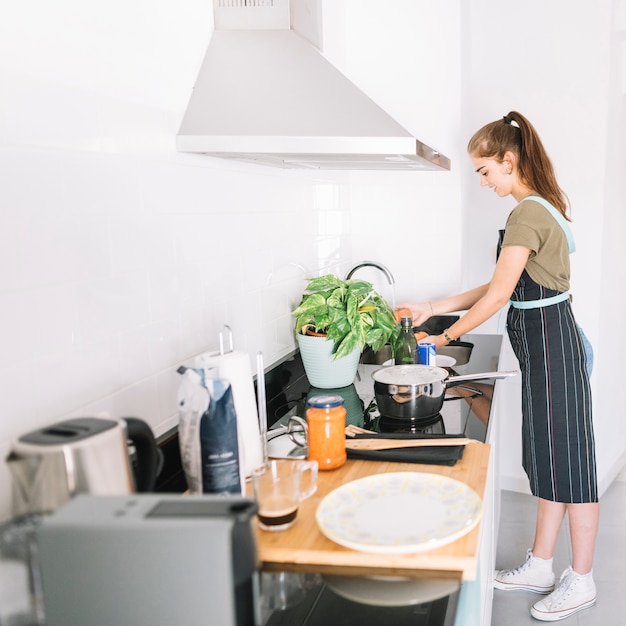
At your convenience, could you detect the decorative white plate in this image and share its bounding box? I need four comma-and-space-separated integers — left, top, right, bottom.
266, 429, 307, 459
316, 472, 482, 554
322, 574, 460, 607
436, 355, 457, 368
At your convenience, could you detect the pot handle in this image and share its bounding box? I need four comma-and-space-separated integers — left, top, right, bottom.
446, 370, 518, 387
124, 417, 160, 492
443, 384, 484, 403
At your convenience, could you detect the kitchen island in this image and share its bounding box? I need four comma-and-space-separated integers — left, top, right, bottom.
256, 443, 490, 581
256, 445, 490, 625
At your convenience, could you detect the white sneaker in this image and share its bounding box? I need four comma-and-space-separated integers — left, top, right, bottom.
494, 549, 555, 594
530, 567, 597, 621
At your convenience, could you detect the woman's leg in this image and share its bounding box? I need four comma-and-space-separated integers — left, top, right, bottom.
532, 498, 566, 560
494, 497, 558, 592
445, 382, 494, 425
529, 501, 599, 620
567, 502, 600, 574
531, 498, 599, 573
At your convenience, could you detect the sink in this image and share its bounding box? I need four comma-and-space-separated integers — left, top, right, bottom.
359, 316, 473, 366
413, 315, 459, 336
360, 344, 392, 365
360, 341, 473, 366
437, 341, 473, 366
415, 316, 473, 365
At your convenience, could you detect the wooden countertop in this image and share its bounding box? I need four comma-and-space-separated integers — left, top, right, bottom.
254, 441, 491, 582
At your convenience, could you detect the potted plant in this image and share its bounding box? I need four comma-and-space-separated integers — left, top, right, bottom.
293, 274, 399, 388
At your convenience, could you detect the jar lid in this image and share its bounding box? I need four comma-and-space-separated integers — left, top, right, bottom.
307, 394, 345, 408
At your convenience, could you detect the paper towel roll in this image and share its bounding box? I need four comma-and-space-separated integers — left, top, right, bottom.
195, 351, 264, 479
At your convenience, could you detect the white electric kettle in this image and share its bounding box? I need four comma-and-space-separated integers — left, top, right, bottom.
6, 417, 160, 516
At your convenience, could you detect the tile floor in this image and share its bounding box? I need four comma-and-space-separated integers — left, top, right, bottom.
491, 473, 626, 625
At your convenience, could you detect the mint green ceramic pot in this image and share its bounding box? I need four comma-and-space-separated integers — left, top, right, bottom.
296, 333, 360, 389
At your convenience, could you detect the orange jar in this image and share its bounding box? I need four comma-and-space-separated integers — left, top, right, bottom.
306, 395, 347, 470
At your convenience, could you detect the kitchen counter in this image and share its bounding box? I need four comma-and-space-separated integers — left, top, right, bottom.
154, 333, 507, 625
155, 333, 503, 493
255, 442, 491, 582
256, 333, 506, 626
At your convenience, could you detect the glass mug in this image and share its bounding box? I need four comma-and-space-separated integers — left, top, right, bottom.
252, 460, 318, 531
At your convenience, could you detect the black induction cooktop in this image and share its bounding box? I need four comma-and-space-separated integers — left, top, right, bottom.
262, 333, 503, 444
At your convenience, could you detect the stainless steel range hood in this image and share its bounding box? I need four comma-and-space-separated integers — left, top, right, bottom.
176, 0, 450, 171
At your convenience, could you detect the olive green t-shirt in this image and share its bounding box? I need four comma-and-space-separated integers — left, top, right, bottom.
500, 198, 570, 292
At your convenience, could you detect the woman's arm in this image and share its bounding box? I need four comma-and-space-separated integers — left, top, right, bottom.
399, 245, 531, 347
397, 284, 489, 327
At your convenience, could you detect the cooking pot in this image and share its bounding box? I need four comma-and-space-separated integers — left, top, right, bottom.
372, 365, 517, 420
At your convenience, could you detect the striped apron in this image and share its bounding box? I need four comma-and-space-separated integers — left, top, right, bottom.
499, 200, 598, 503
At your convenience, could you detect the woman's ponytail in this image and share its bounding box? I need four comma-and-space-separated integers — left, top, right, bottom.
469, 111, 570, 218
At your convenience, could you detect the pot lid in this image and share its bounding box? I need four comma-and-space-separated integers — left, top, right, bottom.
372, 364, 449, 385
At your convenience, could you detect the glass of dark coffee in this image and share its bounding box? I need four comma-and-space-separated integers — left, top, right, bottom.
252, 460, 318, 531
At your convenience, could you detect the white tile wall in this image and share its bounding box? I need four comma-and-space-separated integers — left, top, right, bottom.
3, 0, 619, 523
0, 0, 469, 519
0, 139, 352, 520
4, 151, 349, 506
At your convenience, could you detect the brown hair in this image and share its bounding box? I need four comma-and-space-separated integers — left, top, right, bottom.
467, 111, 570, 220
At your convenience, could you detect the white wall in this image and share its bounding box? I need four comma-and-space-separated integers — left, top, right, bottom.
0, 0, 461, 521
0, 0, 354, 519
329, 0, 626, 496
0, 0, 623, 522
322, 0, 465, 302
462, 0, 626, 496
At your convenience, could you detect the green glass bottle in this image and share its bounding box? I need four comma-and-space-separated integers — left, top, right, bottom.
394, 316, 417, 364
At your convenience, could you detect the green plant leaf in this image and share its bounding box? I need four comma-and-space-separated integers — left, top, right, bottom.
292, 273, 400, 358
334, 330, 360, 359
292, 293, 326, 317
305, 275, 344, 293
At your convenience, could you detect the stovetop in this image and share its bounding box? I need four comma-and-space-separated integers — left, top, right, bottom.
259, 334, 503, 624
155, 333, 503, 489
264, 333, 503, 447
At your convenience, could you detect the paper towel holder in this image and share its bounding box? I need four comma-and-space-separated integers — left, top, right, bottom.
219, 325, 234, 355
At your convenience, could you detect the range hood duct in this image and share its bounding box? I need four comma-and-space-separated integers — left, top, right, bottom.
176, 0, 450, 171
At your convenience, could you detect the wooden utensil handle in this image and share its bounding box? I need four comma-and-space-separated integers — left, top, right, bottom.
345, 437, 471, 451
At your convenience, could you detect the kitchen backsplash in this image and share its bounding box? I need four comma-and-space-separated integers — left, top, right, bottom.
0, 69, 459, 525
0, 0, 472, 520
0, 142, 354, 519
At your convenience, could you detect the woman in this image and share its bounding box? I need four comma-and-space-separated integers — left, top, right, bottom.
399, 111, 598, 622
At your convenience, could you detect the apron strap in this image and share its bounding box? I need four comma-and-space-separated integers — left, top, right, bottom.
524, 195, 576, 253
510, 291, 570, 309
508, 196, 574, 310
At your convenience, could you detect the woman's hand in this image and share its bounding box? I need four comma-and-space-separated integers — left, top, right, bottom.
394, 302, 433, 326
422, 334, 448, 350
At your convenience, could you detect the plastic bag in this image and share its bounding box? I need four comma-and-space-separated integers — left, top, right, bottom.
177, 366, 242, 495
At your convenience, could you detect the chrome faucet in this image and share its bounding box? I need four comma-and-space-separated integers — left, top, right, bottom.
345, 261, 395, 285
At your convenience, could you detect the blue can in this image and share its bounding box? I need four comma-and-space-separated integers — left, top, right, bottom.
417, 342, 436, 366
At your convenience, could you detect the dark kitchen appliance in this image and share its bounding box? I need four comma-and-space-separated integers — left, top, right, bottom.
7, 417, 160, 515
36, 494, 258, 626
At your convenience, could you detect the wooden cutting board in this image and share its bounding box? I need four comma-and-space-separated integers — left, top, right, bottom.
344, 437, 471, 450
252, 441, 491, 582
